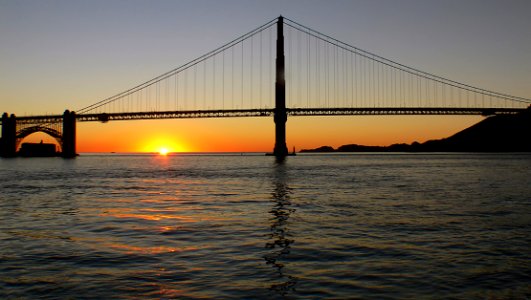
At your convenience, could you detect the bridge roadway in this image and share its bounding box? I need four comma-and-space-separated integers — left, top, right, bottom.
8, 107, 527, 125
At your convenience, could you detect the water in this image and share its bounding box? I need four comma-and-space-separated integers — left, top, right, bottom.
1, 153, 530, 299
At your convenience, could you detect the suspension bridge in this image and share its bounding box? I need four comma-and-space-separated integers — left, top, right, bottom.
1, 16, 530, 158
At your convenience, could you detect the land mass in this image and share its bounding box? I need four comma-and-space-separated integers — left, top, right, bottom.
301, 108, 531, 153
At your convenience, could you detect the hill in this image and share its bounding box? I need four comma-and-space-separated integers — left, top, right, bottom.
300, 108, 531, 152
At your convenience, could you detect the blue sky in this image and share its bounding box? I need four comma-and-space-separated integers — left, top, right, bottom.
2, 0, 530, 114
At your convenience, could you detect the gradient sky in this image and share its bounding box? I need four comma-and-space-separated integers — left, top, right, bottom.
1, 0, 530, 152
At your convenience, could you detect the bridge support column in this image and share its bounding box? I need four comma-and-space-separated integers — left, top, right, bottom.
273, 16, 288, 159
1, 113, 17, 157
62, 110, 77, 158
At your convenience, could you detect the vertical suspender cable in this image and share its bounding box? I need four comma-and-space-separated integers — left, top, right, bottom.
194, 64, 197, 110
260, 30, 263, 108
316, 34, 320, 108
250, 35, 253, 108
222, 51, 225, 109
297, 29, 301, 107
232, 46, 235, 109
241, 41, 244, 109
307, 29, 310, 108
203, 59, 206, 110
269, 26, 272, 107
212, 54, 216, 109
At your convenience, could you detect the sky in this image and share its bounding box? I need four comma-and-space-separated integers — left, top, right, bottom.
1, 0, 531, 153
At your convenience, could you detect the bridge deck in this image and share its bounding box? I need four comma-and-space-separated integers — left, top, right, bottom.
8, 107, 527, 125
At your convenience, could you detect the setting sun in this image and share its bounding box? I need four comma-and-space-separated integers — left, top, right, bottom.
158, 148, 169, 155
135, 132, 190, 154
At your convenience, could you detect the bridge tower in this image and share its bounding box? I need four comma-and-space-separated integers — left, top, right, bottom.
62, 110, 77, 158
1, 113, 17, 157
273, 16, 289, 158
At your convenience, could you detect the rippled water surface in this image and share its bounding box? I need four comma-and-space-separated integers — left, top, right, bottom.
1, 153, 530, 299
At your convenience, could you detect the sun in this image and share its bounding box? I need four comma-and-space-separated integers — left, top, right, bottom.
139, 135, 189, 154
158, 147, 169, 155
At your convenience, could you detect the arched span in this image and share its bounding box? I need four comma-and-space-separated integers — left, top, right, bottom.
16, 125, 63, 151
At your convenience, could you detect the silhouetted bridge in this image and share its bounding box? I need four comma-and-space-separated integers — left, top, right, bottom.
2, 16, 530, 158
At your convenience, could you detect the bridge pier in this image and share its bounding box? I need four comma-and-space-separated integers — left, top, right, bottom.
62, 110, 77, 158
1, 113, 17, 157
273, 16, 289, 159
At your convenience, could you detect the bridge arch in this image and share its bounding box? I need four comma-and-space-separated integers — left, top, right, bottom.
16, 125, 63, 151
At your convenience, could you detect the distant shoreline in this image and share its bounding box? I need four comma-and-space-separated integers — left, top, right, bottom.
301, 109, 531, 153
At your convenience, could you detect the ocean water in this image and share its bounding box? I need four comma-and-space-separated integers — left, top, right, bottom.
0, 153, 530, 299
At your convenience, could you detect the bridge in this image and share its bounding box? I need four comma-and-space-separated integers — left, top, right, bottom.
1, 16, 530, 158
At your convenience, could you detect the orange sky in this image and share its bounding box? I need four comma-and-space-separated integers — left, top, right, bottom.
23, 115, 482, 153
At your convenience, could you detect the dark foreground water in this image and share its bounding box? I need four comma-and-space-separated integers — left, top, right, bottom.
1, 153, 530, 299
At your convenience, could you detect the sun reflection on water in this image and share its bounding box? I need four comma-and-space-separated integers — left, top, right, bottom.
105, 243, 198, 254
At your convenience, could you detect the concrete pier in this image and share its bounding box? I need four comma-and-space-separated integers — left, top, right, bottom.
1, 113, 17, 157
62, 110, 77, 158
273, 16, 288, 158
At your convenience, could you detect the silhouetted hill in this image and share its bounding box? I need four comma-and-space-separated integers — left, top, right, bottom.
300, 109, 531, 152
421, 110, 531, 151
